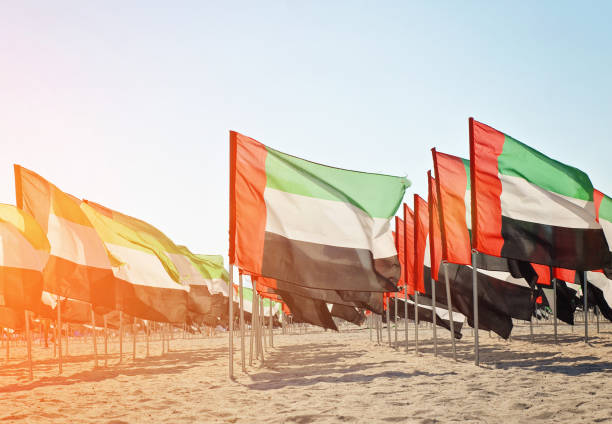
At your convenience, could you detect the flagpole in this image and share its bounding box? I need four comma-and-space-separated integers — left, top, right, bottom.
228, 264, 234, 379
529, 317, 534, 343
404, 288, 409, 352
119, 311, 123, 364
550, 266, 558, 344
472, 249, 479, 366
57, 295, 62, 374
132, 321, 137, 360
414, 291, 419, 355
25, 310, 33, 380
239, 272, 245, 372
583, 271, 588, 344
369, 313, 372, 341
258, 293, 265, 366
596, 306, 600, 333
91, 306, 98, 368
443, 262, 457, 361
394, 293, 398, 347
103, 314, 108, 367
269, 301, 273, 348
431, 278, 437, 357
386, 299, 391, 347
145, 320, 149, 358
65, 323, 69, 357
249, 288, 255, 366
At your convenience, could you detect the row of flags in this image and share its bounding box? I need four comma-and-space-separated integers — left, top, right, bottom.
228, 118, 612, 337
1, 166, 232, 331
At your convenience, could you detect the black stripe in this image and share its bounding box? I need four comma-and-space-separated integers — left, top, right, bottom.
501, 216, 611, 270
262, 232, 399, 292
276, 290, 338, 331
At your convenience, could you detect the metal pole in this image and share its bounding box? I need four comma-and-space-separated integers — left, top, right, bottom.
551, 266, 558, 344
258, 294, 265, 366
103, 314, 108, 367
25, 310, 33, 380
472, 250, 479, 366
91, 306, 98, 367
394, 293, 398, 346
269, 301, 273, 348
261, 298, 267, 350
529, 318, 534, 343
386, 299, 391, 347
596, 306, 600, 333
443, 262, 457, 361
65, 324, 69, 357
228, 265, 234, 379
119, 311, 123, 363
239, 273, 245, 372
249, 289, 255, 366
132, 321, 137, 360
404, 288, 409, 352
57, 295, 62, 374
4, 328, 8, 363
431, 278, 437, 357
584, 271, 588, 343
145, 320, 149, 357
369, 314, 372, 341
414, 291, 419, 355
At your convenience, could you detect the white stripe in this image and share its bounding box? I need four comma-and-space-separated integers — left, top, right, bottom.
499, 174, 600, 229
106, 243, 189, 291
465, 189, 472, 230
405, 298, 465, 323
474, 268, 531, 288
264, 188, 396, 259
47, 213, 112, 268
0, 222, 48, 271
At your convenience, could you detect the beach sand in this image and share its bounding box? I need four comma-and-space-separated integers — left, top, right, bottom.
1, 321, 612, 423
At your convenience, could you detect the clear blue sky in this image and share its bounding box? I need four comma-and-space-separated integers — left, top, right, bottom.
2, 1, 611, 267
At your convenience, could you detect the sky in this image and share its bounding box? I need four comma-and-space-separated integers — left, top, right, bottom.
1, 1, 611, 269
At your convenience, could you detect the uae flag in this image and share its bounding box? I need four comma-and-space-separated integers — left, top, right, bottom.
413, 194, 428, 293
469, 118, 610, 270
428, 171, 443, 281
403, 204, 415, 295
81, 200, 189, 323
276, 290, 338, 331
394, 216, 405, 288
14, 166, 116, 309
229, 131, 409, 292
0, 204, 50, 313
330, 303, 365, 326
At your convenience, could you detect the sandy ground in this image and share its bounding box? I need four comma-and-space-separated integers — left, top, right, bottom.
1, 320, 612, 424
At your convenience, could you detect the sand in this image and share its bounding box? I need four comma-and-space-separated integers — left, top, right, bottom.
1, 321, 612, 423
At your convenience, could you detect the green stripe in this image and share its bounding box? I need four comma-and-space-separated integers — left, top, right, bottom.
498, 135, 593, 201
264, 146, 410, 219
599, 193, 612, 223
461, 158, 471, 191
177, 246, 229, 281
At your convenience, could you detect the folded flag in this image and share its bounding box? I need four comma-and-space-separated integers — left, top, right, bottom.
229, 131, 409, 292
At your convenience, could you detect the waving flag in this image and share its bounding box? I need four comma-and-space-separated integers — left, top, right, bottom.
428, 172, 442, 281
81, 201, 188, 323
403, 204, 415, 295
229, 131, 409, 292
14, 166, 116, 309
469, 119, 610, 270
0, 205, 50, 312
413, 195, 428, 293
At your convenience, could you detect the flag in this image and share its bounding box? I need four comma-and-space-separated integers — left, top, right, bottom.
469, 119, 610, 270
173, 247, 229, 296
0, 204, 49, 312
81, 200, 188, 323
229, 131, 409, 292
330, 304, 365, 326
387, 297, 464, 339
394, 217, 405, 287
432, 149, 472, 265
276, 290, 338, 331
428, 171, 442, 281
403, 204, 415, 295
14, 166, 116, 308
413, 195, 428, 293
